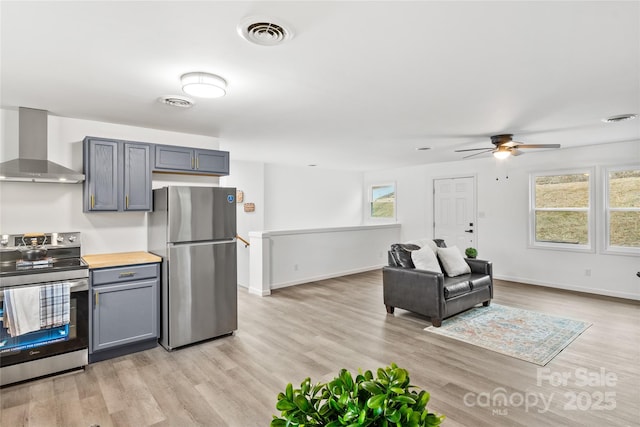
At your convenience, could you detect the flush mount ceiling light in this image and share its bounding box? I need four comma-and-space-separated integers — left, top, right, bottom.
238, 16, 294, 46
181, 72, 227, 98
602, 113, 637, 123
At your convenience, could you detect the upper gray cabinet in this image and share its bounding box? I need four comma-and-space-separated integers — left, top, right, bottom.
84, 139, 119, 211
123, 143, 152, 210
84, 137, 152, 212
154, 145, 229, 175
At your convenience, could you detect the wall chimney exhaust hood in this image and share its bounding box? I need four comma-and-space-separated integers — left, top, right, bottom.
0, 107, 85, 183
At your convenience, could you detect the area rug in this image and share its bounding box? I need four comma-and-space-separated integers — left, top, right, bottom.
424, 304, 591, 365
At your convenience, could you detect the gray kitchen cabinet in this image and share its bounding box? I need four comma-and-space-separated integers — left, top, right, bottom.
83, 137, 152, 212
89, 263, 159, 362
154, 144, 229, 175
84, 139, 119, 211
123, 143, 152, 210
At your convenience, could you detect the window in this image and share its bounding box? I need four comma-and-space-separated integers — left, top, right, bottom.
369, 183, 395, 220
530, 170, 594, 251
605, 167, 640, 254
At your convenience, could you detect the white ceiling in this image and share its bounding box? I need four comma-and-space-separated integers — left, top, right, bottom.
1, 1, 638, 171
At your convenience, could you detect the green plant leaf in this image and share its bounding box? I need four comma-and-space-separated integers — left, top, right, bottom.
417, 391, 430, 408
301, 378, 311, 395
386, 408, 401, 423
340, 370, 354, 391
270, 418, 288, 427
286, 383, 294, 401
366, 394, 386, 409
377, 368, 388, 380
294, 395, 312, 413
276, 399, 297, 411
358, 408, 366, 424
391, 395, 416, 405
361, 381, 383, 395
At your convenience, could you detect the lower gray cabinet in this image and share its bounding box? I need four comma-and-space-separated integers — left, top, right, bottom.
89, 263, 159, 362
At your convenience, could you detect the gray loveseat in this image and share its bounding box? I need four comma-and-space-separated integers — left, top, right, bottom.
382, 239, 492, 326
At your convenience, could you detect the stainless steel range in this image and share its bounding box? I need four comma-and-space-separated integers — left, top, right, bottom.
0, 232, 89, 386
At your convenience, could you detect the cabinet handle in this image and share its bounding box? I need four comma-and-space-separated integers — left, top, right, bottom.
125, 195, 129, 209
191, 157, 195, 169
91, 194, 95, 209
196, 157, 199, 170
95, 292, 99, 307
119, 272, 136, 278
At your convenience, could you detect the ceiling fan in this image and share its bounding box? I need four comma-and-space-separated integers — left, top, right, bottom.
455, 134, 561, 159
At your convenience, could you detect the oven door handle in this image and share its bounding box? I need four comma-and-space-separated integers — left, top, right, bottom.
0, 278, 88, 301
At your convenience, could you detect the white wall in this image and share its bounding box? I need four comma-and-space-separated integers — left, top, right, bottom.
364, 140, 640, 300
220, 160, 265, 287
220, 161, 365, 287
0, 109, 220, 255
263, 163, 363, 230
249, 224, 401, 295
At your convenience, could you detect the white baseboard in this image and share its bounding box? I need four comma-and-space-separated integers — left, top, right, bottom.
248, 287, 271, 297
270, 264, 384, 291
495, 274, 640, 301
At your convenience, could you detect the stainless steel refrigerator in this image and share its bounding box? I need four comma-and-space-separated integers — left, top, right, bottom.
148, 186, 237, 350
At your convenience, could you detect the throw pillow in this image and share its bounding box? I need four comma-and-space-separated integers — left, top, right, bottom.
411, 246, 442, 273
437, 246, 471, 277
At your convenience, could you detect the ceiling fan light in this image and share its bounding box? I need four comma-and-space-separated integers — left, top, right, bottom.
181, 72, 227, 98
493, 149, 511, 160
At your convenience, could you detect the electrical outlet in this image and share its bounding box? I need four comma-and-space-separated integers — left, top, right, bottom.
585, 269, 591, 277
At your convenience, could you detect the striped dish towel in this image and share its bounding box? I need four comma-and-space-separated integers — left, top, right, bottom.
40, 282, 71, 329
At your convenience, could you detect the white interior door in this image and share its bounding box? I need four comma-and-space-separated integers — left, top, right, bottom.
433, 177, 476, 251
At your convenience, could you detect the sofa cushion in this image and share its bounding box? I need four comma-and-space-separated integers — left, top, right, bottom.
437, 246, 471, 277
443, 280, 472, 299
469, 273, 492, 290
390, 243, 420, 268
410, 246, 442, 273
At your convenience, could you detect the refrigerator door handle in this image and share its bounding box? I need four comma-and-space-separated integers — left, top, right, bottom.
168, 239, 236, 248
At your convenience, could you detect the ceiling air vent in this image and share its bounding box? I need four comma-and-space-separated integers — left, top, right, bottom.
602, 113, 637, 123
159, 95, 194, 108
238, 16, 294, 46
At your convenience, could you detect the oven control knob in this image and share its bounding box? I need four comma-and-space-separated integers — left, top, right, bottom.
57, 236, 64, 243
68, 235, 77, 242
0, 238, 7, 247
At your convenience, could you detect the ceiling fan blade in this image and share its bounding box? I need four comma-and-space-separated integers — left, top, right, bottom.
501, 141, 522, 148
511, 148, 524, 156
463, 150, 492, 159
455, 148, 493, 152
517, 144, 561, 149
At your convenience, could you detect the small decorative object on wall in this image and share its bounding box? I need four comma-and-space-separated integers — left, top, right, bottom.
236, 190, 244, 203
465, 247, 478, 258
244, 203, 255, 213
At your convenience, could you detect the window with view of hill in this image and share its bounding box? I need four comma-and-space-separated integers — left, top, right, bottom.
530, 170, 594, 251
369, 183, 395, 220
605, 167, 640, 253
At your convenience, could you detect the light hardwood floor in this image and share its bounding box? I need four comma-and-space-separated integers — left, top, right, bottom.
1, 271, 639, 426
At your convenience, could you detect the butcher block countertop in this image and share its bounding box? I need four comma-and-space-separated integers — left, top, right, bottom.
82, 251, 162, 269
